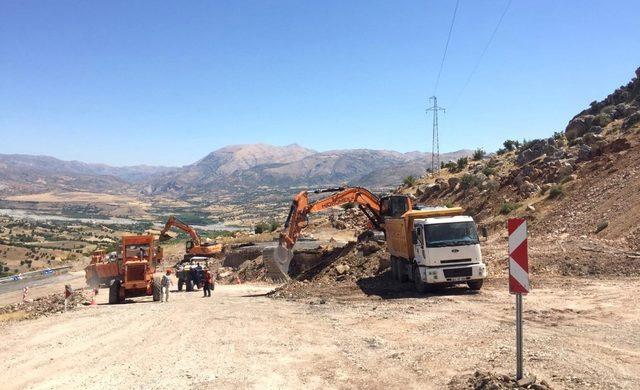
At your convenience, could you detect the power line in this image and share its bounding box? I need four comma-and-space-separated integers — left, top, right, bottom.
433, 0, 460, 94
451, 0, 512, 108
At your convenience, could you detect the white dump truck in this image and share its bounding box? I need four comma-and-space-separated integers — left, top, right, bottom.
381, 196, 487, 292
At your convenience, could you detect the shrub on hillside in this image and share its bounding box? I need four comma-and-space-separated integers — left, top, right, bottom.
482, 165, 497, 177
503, 139, 520, 151
500, 202, 520, 215
456, 157, 469, 171
403, 175, 417, 186
460, 173, 482, 190
593, 113, 612, 127
548, 185, 564, 199
255, 219, 279, 234
443, 161, 457, 171
472, 148, 486, 160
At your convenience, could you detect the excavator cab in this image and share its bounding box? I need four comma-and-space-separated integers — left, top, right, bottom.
380, 195, 413, 218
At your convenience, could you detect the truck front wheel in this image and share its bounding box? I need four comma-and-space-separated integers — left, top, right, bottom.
467, 280, 484, 291
399, 261, 409, 283
152, 278, 162, 302
413, 266, 433, 294
109, 280, 123, 304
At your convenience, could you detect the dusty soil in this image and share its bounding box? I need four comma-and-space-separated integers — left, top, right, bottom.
0, 275, 638, 389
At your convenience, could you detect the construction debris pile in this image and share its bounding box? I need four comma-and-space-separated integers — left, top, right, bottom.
328, 206, 371, 231
448, 371, 552, 390
216, 256, 269, 284
0, 290, 89, 320
269, 239, 389, 300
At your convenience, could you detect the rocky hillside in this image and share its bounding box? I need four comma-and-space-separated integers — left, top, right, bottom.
401, 67, 640, 275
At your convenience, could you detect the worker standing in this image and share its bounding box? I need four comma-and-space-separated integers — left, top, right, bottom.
161, 269, 173, 302
202, 269, 213, 297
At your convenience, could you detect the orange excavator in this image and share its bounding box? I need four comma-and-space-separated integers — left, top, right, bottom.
159, 216, 224, 260
263, 187, 395, 280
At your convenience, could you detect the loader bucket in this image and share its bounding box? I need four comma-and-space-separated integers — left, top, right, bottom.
159, 233, 172, 242
262, 245, 293, 282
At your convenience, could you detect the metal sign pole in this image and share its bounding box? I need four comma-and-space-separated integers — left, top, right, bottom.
515, 292, 523, 380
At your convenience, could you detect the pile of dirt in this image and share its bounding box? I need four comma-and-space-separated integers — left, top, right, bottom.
448, 371, 552, 390
216, 256, 269, 284
269, 239, 389, 299
328, 206, 371, 231
0, 290, 89, 320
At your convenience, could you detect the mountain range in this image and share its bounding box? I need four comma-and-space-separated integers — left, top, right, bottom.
0, 144, 472, 198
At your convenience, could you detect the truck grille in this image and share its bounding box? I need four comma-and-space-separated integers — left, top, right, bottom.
126, 264, 146, 282
441, 258, 472, 264
443, 267, 472, 278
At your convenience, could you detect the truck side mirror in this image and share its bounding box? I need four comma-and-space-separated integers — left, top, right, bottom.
411, 231, 418, 245
481, 226, 489, 239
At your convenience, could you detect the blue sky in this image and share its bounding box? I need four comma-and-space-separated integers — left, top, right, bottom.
1, 1, 639, 166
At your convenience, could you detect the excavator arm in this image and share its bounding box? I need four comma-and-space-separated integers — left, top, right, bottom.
159, 216, 202, 247
264, 187, 383, 281
279, 187, 382, 249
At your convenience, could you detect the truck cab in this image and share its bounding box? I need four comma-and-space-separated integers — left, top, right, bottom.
412, 215, 487, 290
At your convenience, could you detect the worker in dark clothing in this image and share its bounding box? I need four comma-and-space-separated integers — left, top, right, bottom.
189, 266, 199, 289
203, 269, 213, 297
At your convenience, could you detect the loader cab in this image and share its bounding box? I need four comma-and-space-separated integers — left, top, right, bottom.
380, 195, 412, 218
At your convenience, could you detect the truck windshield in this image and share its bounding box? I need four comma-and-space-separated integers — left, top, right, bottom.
424, 222, 479, 247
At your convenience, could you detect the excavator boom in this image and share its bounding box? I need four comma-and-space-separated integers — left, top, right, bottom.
159, 216, 223, 258
264, 187, 385, 281
159, 216, 202, 246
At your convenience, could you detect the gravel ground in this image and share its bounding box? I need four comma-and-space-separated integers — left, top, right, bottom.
0, 277, 638, 389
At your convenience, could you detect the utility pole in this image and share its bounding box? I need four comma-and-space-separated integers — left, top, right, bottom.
426, 96, 445, 174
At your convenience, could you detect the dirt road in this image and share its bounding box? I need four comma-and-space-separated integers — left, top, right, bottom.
1, 277, 639, 389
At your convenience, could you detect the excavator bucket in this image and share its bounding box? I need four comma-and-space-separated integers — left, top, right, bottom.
159, 233, 172, 242
262, 245, 293, 282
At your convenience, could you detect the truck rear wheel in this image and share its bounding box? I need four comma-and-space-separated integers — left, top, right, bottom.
390, 257, 398, 281
152, 278, 162, 301
109, 280, 122, 304
467, 280, 484, 291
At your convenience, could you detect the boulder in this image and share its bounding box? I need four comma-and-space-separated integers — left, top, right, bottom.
577, 144, 593, 161
565, 115, 594, 140
587, 125, 603, 134
556, 161, 574, 180
516, 139, 564, 165
335, 264, 350, 275
613, 103, 634, 119
518, 180, 540, 196
582, 132, 604, 145
623, 111, 640, 129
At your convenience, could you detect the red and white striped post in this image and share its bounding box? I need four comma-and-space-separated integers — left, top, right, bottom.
22, 286, 29, 302
508, 218, 530, 380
